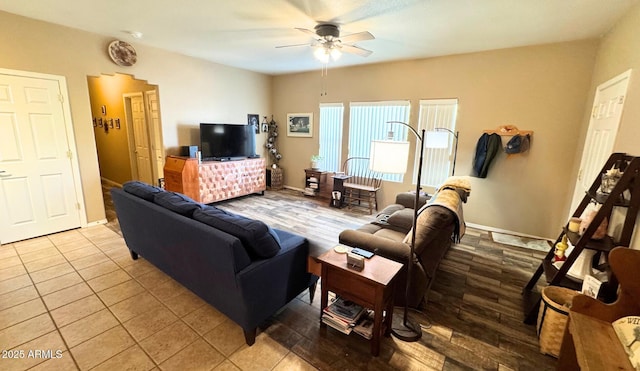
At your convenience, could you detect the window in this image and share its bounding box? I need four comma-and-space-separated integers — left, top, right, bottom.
318, 103, 344, 172
415, 99, 458, 187
348, 101, 410, 182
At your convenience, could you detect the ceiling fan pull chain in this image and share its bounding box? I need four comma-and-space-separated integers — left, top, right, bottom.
320, 64, 328, 96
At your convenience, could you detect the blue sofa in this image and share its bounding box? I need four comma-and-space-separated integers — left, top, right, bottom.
111, 182, 317, 345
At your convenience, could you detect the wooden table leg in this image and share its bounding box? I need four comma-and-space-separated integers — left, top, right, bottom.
371, 295, 383, 356
320, 266, 328, 327
384, 296, 394, 337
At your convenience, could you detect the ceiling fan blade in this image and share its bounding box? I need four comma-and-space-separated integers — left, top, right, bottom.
339, 31, 374, 44
341, 44, 373, 57
295, 27, 319, 38
275, 43, 312, 49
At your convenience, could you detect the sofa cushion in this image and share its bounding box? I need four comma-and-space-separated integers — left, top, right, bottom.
378, 203, 406, 217
153, 191, 203, 217
122, 181, 163, 201
193, 207, 281, 259
386, 208, 415, 232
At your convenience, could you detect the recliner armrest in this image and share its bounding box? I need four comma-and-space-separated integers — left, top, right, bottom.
339, 229, 410, 263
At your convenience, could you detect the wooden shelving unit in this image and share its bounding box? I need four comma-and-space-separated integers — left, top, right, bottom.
522, 153, 640, 324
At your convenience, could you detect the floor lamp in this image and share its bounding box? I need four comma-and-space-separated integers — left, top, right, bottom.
369, 121, 459, 342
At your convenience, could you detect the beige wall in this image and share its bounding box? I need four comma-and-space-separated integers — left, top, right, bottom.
0, 11, 271, 224
273, 40, 599, 238
571, 2, 640, 248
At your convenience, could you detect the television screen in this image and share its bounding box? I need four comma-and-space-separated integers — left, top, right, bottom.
200, 123, 256, 161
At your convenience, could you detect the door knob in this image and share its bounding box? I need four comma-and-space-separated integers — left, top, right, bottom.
0, 170, 11, 178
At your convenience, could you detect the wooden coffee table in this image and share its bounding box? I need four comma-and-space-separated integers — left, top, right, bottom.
318, 246, 403, 356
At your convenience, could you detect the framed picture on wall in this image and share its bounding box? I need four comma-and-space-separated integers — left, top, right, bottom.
248, 114, 259, 134
286, 113, 313, 137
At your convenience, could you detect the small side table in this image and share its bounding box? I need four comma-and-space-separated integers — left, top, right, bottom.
318, 246, 403, 356
330, 174, 352, 208
269, 167, 283, 190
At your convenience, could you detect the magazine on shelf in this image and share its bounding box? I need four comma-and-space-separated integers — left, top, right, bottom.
321, 315, 353, 334
322, 296, 365, 334
353, 310, 374, 340
324, 297, 365, 323
612, 316, 640, 369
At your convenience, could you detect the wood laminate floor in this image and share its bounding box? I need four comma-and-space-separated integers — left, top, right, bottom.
0, 187, 556, 370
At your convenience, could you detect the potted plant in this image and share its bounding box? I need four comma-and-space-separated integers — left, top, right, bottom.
310, 155, 323, 169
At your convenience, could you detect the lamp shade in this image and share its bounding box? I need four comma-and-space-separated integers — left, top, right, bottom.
369, 140, 410, 174
425, 131, 449, 148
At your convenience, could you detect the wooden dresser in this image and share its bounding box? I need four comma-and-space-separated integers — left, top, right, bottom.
163, 156, 266, 203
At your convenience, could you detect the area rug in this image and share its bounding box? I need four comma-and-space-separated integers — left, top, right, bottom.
490, 231, 551, 252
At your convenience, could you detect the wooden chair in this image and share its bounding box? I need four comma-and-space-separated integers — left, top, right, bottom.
557, 246, 640, 370
342, 157, 382, 214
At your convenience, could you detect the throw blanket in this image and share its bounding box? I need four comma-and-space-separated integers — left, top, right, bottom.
417, 176, 470, 242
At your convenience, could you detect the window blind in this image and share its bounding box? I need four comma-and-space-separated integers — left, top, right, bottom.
318, 103, 344, 172
416, 99, 458, 187
348, 101, 410, 182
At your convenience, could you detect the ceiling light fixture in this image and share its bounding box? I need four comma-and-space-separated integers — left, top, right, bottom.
314, 43, 342, 64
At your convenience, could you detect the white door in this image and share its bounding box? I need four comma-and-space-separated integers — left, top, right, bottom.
0, 72, 82, 244
145, 90, 164, 184
130, 95, 153, 184
569, 69, 632, 212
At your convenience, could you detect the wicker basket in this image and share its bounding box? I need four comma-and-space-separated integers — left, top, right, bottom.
536, 286, 579, 358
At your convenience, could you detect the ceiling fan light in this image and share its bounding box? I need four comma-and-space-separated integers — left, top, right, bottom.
314, 47, 330, 63
330, 48, 341, 61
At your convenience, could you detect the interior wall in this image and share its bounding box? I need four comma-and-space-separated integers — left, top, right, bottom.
87, 74, 157, 186
570, 2, 640, 248
0, 11, 271, 224
272, 40, 599, 239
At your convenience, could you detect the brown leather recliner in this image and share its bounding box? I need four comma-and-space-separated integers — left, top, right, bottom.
339, 184, 468, 308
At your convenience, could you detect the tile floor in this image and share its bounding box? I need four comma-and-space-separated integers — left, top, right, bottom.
0, 225, 315, 371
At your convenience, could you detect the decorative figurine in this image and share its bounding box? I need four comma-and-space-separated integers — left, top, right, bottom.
553, 235, 568, 262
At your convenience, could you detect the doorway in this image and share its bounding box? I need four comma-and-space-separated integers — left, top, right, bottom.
87, 74, 164, 188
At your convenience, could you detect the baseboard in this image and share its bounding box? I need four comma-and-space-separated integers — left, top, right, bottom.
284, 185, 304, 192
85, 219, 108, 227
466, 222, 552, 241
101, 177, 122, 188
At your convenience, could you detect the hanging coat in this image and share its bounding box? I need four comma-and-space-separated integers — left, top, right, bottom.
472, 133, 501, 178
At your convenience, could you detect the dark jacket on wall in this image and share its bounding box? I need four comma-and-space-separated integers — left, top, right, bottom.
472, 133, 501, 178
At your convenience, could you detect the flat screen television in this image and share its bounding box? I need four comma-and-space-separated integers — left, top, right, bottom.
199, 123, 257, 161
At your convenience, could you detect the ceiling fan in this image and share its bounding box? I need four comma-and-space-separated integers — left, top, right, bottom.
277, 23, 374, 63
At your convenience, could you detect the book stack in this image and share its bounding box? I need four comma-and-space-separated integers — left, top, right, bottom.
322, 297, 365, 335
353, 310, 374, 339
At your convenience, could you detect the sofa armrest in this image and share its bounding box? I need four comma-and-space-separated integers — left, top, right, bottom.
395, 192, 429, 209
339, 229, 410, 263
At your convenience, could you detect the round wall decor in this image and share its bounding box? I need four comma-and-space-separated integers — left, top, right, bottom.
108, 40, 137, 66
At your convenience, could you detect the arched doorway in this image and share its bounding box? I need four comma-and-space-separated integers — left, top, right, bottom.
87, 73, 165, 187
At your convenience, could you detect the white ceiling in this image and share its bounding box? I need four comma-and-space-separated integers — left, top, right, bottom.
1, 0, 637, 75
